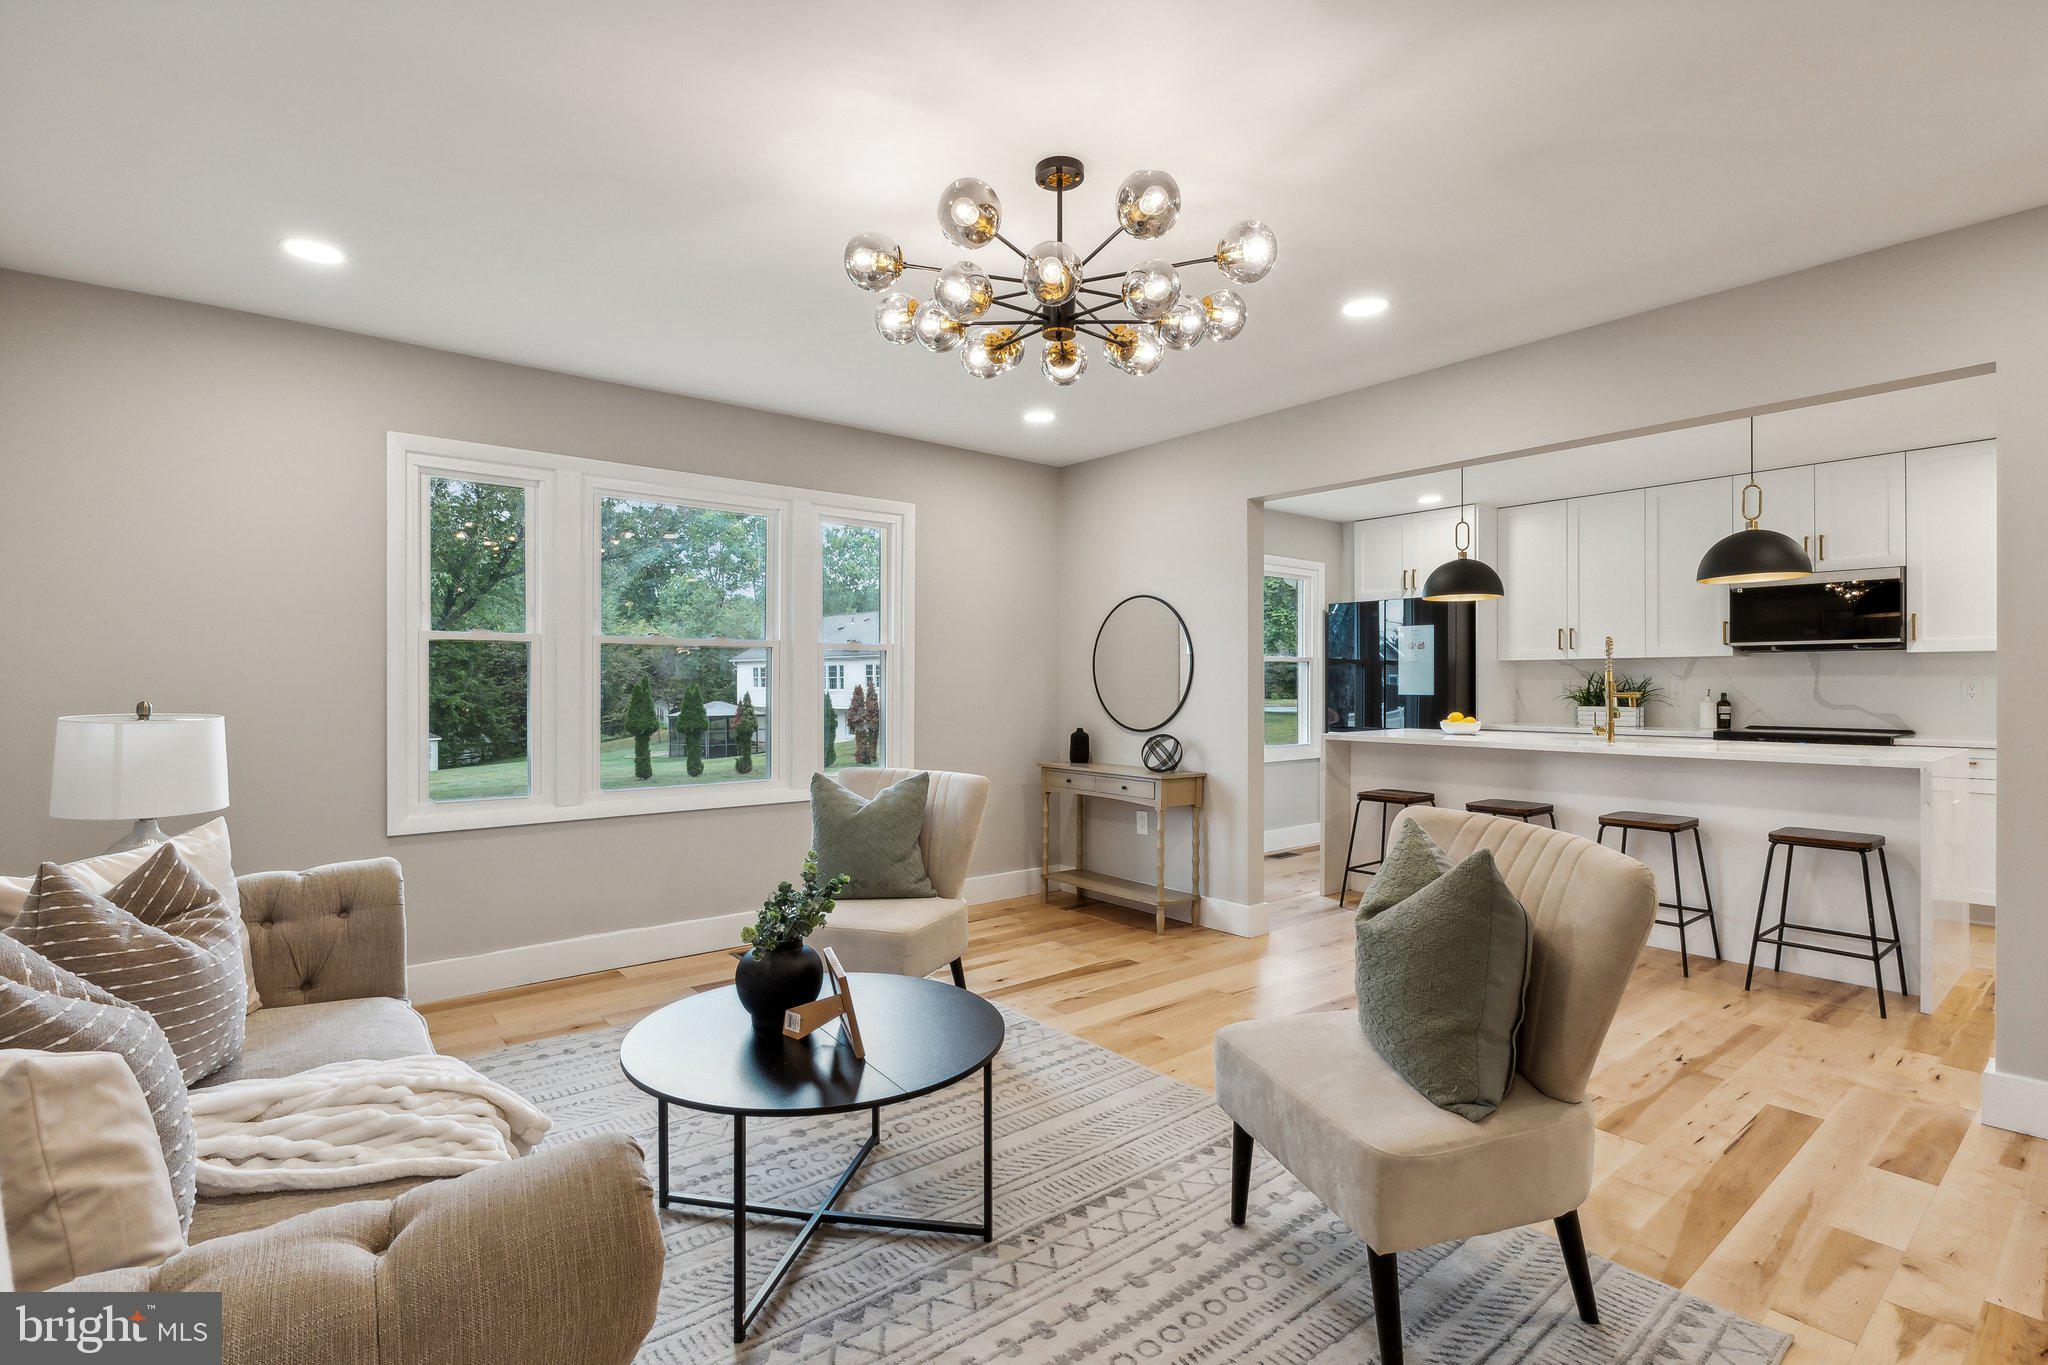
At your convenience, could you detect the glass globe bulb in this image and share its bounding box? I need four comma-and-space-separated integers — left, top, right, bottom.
933, 260, 995, 323
874, 291, 920, 345
961, 325, 1024, 379
1119, 259, 1180, 321
1116, 169, 1182, 239
914, 301, 965, 352
937, 177, 1002, 248
1215, 219, 1278, 284
1021, 240, 1083, 306
843, 231, 903, 291
1202, 288, 1247, 342
1042, 335, 1087, 386
1161, 298, 1207, 350
1103, 323, 1165, 376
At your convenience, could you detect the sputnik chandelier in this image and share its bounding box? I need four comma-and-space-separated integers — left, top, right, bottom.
841, 155, 1277, 386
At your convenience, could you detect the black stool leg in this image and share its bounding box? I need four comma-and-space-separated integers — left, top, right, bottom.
1695, 827, 1722, 958
1545, 811, 1557, 829
1668, 830, 1690, 978
1773, 845, 1795, 972
1338, 797, 1364, 908
1619, 827, 1630, 858
1367, 1247, 1403, 1364
1745, 843, 1776, 992
1878, 848, 1909, 999
1555, 1210, 1599, 1324
1595, 826, 1608, 848
1378, 801, 1394, 866
1859, 851, 1888, 1020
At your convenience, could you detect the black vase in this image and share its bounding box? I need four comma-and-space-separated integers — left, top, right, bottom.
734, 943, 824, 1031
1069, 727, 1090, 764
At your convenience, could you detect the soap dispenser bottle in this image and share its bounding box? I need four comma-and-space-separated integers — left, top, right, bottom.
1716, 692, 1734, 729
1698, 690, 1716, 731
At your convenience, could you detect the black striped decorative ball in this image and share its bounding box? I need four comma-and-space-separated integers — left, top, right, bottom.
1141, 734, 1182, 773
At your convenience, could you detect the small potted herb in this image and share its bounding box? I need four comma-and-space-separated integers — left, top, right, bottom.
1561, 671, 1664, 728
734, 852, 853, 1029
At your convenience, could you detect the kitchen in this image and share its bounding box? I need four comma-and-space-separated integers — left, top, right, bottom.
1262, 374, 1996, 1013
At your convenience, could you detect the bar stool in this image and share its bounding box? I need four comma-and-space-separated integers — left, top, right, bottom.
1338, 789, 1436, 908
1596, 810, 1720, 978
1745, 827, 1908, 1018
1465, 797, 1556, 828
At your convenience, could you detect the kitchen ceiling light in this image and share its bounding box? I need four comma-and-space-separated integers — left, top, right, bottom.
843, 157, 1277, 387
1022, 409, 1056, 425
1341, 295, 1390, 318
1415, 493, 1444, 505
1422, 467, 1506, 602
279, 237, 346, 265
1697, 418, 1814, 585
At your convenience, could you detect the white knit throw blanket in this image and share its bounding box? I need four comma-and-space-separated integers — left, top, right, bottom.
191, 1054, 552, 1194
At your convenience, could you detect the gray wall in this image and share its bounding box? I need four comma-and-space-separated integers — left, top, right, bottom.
1260, 510, 1342, 843
0, 270, 1062, 965
1054, 206, 2048, 1087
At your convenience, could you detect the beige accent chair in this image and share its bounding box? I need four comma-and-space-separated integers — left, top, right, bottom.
1216, 809, 1655, 1364
42, 858, 664, 1364
809, 767, 990, 986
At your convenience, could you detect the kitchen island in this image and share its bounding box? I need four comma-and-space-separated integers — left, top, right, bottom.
1322, 728, 1971, 1012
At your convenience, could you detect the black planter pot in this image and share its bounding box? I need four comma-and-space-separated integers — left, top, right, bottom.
734, 943, 824, 1030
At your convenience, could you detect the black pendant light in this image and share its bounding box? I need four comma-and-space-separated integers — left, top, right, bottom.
1696, 418, 1813, 585
1422, 467, 1505, 602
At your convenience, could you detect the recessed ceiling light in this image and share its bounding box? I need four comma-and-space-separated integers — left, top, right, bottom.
280, 237, 346, 265
1341, 295, 1390, 319
1022, 409, 1056, 425
1416, 493, 1443, 505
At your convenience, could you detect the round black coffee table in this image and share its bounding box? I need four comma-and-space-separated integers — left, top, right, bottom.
619, 972, 1004, 1342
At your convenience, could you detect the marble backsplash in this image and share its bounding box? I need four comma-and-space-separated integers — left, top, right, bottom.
1492, 649, 1996, 740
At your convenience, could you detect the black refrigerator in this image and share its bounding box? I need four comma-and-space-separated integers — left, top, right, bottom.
1325, 599, 1476, 732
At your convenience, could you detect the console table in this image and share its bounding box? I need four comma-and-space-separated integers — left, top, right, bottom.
1039, 761, 1206, 932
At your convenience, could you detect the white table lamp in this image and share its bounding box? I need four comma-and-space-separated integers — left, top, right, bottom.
50, 701, 230, 852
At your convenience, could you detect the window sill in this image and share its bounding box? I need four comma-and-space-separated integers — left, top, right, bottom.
1264, 744, 1321, 764
389, 782, 813, 836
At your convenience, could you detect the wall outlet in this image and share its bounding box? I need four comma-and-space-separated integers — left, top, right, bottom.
1135, 810, 1150, 835
1961, 678, 1984, 704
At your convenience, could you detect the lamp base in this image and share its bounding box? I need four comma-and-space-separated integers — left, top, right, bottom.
104, 818, 169, 855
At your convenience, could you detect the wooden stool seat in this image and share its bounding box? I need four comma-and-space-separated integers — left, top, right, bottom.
1768, 826, 1884, 852
1597, 810, 1700, 834
1358, 788, 1436, 807
1466, 797, 1555, 823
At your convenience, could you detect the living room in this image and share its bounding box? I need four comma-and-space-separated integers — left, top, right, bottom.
2, 5, 2045, 1362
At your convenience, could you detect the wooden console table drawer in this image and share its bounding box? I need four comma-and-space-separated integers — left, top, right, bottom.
1038, 761, 1206, 933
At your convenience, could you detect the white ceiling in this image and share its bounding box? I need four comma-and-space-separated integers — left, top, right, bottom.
1263, 374, 1997, 521
2, 3, 2045, 466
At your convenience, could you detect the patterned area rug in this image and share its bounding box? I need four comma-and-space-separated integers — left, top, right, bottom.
474, 1005, 1788, 1364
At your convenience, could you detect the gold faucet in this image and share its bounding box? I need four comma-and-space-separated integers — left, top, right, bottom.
1590, 635, 1618, 744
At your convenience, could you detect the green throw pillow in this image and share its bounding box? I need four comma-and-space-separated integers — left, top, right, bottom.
1358, 820, 1450, 920
1354, 829, 1532, 1122
811, 771, 936, 900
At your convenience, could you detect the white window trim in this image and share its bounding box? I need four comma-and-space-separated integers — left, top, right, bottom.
1262, 554, 1324, 763
386, 431, 914, 835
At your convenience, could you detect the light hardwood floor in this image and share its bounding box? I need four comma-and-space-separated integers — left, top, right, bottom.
422, 849, 2047, 1363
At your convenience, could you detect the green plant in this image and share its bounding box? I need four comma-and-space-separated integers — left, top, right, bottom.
740, 851, 852, 953
625, 678, 659, 781
823, 692, 838, 766
1560, 670, 1665, 708
678, 682, 708, 777
733, 694, 757, 775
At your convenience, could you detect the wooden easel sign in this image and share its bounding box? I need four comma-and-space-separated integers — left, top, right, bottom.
781, 946, 865, 1057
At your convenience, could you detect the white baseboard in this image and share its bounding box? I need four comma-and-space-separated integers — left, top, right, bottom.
408, 866, 1048, 1004
1263, 823, 1319, 853
1981, 1057, 2048, 1140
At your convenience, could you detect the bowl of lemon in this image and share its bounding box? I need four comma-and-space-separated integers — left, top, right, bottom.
1439, 712, 1483, 735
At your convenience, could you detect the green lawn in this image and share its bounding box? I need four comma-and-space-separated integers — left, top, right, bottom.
1263, 704, 1301, 746
428, 736, 871, 802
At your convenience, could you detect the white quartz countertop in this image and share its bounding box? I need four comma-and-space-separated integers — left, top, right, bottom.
1327, 728, 1968, 770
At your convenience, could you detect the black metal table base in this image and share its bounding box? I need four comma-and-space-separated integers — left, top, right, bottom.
656, 1062, 995, 1342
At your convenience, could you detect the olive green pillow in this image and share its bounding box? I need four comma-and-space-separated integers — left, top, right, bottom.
1358, 819, 1450, 920
1354, 826, 1532, 1122
811, 772, 935, 899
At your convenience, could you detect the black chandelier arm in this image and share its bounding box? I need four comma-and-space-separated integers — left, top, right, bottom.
1074, 324, 1115, 341
1075, 286, 1122, 301
992, 289, 1032, 303
1073, 296, 1126, 318
1003, 324, 1046, 346
988, 274, 1024, 284
1078, 226, 1126, 268
899, 262, 942, 274
1170, 256, 1217, 269
992, 232, 1029, 260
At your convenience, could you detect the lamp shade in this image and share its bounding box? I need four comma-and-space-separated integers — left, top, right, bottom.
1695, 527, 1813, 585
1422, 554, 1507, 602
49, 712, 229, 820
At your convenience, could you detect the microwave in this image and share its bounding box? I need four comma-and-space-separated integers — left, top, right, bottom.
1726, 567, 1905, 652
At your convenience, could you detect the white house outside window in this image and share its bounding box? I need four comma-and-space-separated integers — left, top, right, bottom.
1263, 556, 1323, 760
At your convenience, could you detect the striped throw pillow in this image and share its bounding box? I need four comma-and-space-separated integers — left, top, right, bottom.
10, 848, 247, 1084
0, 935, 195, 1229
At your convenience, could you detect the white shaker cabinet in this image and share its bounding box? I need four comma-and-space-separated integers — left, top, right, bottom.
1495, 501, 1571, 660
1644, 477, 1733, 657
1348, 518, 1408, 600
1567, 489, 1646, 659
1813, 452, 1906, 570
1905, 440, 1997, 652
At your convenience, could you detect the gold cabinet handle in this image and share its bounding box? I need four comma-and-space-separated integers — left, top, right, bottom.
1802, 534, 1809, 554
1569, 627, 1578, 650
1722, 620, 1729, 645
1818, 533, 1826, 561
1910, 611, 1918, 642
1557, 626, 1565, 651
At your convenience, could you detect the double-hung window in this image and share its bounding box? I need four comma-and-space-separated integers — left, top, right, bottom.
1262, 556, 1323, 759
388, 433, 913, 834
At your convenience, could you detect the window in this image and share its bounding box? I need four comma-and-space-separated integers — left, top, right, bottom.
388, 433, 913, 834
1263, 556, 1323, 758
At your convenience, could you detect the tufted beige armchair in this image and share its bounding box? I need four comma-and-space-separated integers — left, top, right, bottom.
809, 767, 991, 985
1216, 809, 1656, 1364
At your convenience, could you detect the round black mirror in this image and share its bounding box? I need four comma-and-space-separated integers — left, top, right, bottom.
1092, 595, 1193, 732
